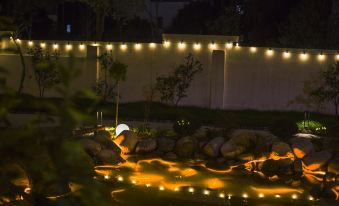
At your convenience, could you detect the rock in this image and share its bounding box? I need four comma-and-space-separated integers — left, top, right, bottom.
114, 130, 140, 154
135, 138, 157, 154
271, 142, 292, 156
174, 136, 196, 158
328, 156, 339, 174
97, 149, 124, 165
45, 182, 71, 196
203, 137, 224, 157
291, 138, 314, 158
163, 152, 178, 160
220, 130, 278, 158
303, 151, 332, 171
261, 159, 293, 178
80, 139, 102, 156
157, 137, 176, 153
293, 159, 303, 174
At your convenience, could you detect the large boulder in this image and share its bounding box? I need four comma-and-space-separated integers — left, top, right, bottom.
135, 138, 157, 154
328, 156, 339, 174
114, 130, 140, 154
261, 159, 293, 178
303, 151, 332, 171
157, 137, 176, 153
291, 138, 314, 158
203, 137, 224, 157
80, 139, 102, 156
97, 149, 124, 165
175, 136, 197, 158
271, 142, 292, 156
220, 130, 278, 158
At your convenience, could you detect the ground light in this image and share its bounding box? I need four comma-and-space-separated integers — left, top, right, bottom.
115, 124, 130, 136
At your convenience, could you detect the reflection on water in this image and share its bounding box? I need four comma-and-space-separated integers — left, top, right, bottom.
95, 158, 314, 206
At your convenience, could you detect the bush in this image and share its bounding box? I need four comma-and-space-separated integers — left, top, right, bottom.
173, 118, 201, 136
296, 120, 327, 135
269, 118, 298, 140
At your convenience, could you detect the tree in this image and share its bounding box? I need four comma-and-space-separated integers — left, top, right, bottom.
28, 46, 60, 97
155, 54, 203, 106
309, 62, 339, 116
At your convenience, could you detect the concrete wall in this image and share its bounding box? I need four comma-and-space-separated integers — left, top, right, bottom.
0, 34, 338, 114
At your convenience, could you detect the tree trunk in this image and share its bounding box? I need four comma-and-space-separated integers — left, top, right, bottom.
115, 82, 120, 127
14, 40, 26, 95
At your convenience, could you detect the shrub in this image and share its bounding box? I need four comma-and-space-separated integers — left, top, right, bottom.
269, 118, 298, 140
296, 120, 327, 135
173, 118, 201, 136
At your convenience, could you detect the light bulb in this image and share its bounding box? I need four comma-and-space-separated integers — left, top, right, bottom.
135, 43, 142, 50
226, 42, 233, 49
163, 40, 171, 48
65, 44, 72, 51
106, 44, 113, 51
283, 51, 291, 59
40, 43, 46, 49
53, 43, 59, 50
193, 43, 201, 50
149, 43, 156, 49
250, 47, 257, 53
120, 44, 127, 51
28, 41, 34, 47
178, 42, 186, 50
266, 48, 274, 56
79, 44, 85, 50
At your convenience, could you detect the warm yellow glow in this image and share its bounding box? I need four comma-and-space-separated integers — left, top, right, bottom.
228, 194, 232, 199
106, 44, 113, 51
131, 180, 137, 184
178, 42, 186, 50
258, 193, 264, 198
104, 175, 109, 179
65, 44, 72, 51
242, 193, 248, 198
226, 42, 233, 49
24, 187, 31, 194
92, 42, 99, 47
146, 183, 151, 187
235, 43, 240, 49
309, 196, 314, 201
203, 190, 210, 195
250, 47, 257, 53
336, 54, 339, 60
117, 176, 123, 182
120, 44, 127, 51
209, 43, 217, 50
318, 53, 325, 61
163, 40, 171, 48
300, 52, 309, 61
283, 51, 291, 59
180, 168, 198, 177
266, 49, 274, 56
135, 43, 142, 50
15, 39, 21, 44
159, 186, 165, 191
203, 178, 224, 189
292, 194, 298, 199
28, 41, 34, 47
174, 187, 180, 192
40, 43, 46, 49
79, 44, 85, 50
219, 193, 225, 198
193, 43, 201, 50
53, 44, 59, 50
188, 187, 194, 193
250, 186, 303, 195
275, 194, 281, 198
149, 43, 156, 49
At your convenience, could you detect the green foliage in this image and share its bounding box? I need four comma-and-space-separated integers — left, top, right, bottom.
296, 120, 327, 135
155, 53, 203, 106
269, 118, 298, 140
173, 118, 201, 137
131, 125, 157, 138
28, 46, 61, 97
309, 62, 339, 115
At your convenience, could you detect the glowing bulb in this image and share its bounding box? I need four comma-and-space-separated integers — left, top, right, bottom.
28, 41, 34, 47
292, 194, 298, 199
209, 43, 217, 50
309, 196, 314, 201
16, 39, 21, 44
178, 42, 186, 50
203, 190, 210, 195
65, 44, 72, 51
283, 51, 291, 59
106, 44, 113, 51
258, 193, 264, 198
79, 44, 85, 50
219, 193, 225, 198
226, 42, 233, 49
174, 187, 180, 192
146, 183, 151, 187
131, 180, 137, 184
24, 188, 31, 194
193, 43, 201, 50
227, 194, 232, 200
188, 187, 194, 193
116, 124, 130, 136
117, 176, 123, 182
135, 43, 142, 50
318, 53, 325, 61
163, 40, 171, 48
120, 44, 127, 51
266, 48, 274, 56
235, 43, 240, 49
336, 54, 339, 60
300, 52, 309, 61
250, 47, 257, 53
40, 43, 46, 49
159, 186, 165, 191
149, 43, 156, 49
104, 175, 109, 179
275, 194, 281, 198
242, 193, 248, 198
53, 44, 59, 50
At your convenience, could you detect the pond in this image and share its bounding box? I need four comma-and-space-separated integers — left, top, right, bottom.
95, 158, 314, 206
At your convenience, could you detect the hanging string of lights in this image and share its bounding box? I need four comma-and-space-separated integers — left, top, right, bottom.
4, 38, 339, 61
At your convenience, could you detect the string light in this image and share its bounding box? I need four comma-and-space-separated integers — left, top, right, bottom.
275, 194, 281, 198
292, 194, 298, 199
203, 190, 210, 195
106, 44, 113, 51
318, 52, 325, 61
309, 196, 314, 201
117, 176, 123, 182
188, 187, 194, 193
15, 39, 21, 44
178, 41, 186, 50
258, 193, 264, 198
135, 43, 142, 50
235, 42, 240, 49
300, 51, 309, 61
104, 175, 109, 180
149, 43, 156, 49
209, 42, 217, 50
250, 47, 257, 53
53, 43, 59, 50
65, 43, 72, 51
40, 42, 46, 49
174, 187, 180, 192
79, 43, 85, 50
336, 54, 339, 60
92, 42, 99, 47
219, 193, 225, 198
283, 50, 291, 59
227, 194, 232, 200
163, 40, 171, 48
226, 42, 233, 49
266, 48, 274, 56
193, 43, 201, 50
28, 41, 34, 47
120, 43, 127, 51
146, 183, 151, 187
159, 186, 165, 191
131, 180, 137, 184
242, 193, 248, 198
